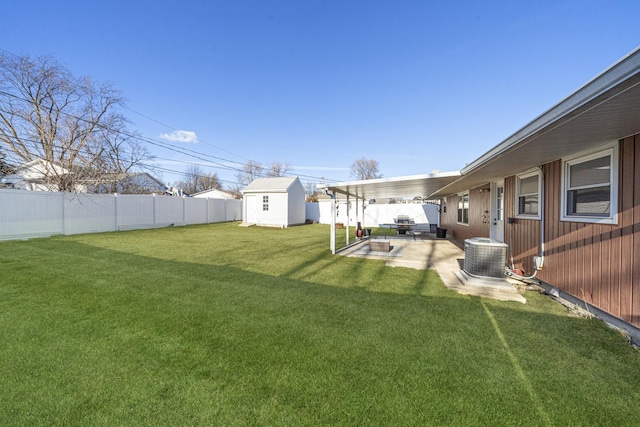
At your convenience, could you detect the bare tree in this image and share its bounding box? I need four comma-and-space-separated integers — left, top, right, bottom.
265, 161, 292, 177
305, 180, 321, 202
226, 182, 244, 199
0, 52, 154, 192
235, 160, 263, 186
175, 164, 222, 194
350, 157, 382, 180
0, 146, 10, 175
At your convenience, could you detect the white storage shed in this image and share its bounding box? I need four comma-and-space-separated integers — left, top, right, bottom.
242, 176, 306, 227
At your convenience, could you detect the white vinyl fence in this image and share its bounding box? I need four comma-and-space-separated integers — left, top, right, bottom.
306, 201, 439, 230
0, 189, 242, 241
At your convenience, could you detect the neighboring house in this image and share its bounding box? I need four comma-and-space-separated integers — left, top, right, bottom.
92, 172, 168, 194
0, 161, 168, 195
191, 188, 236, 199
431, 46, 640, 330
0, 159, 70, 191
242, 176, 306, 227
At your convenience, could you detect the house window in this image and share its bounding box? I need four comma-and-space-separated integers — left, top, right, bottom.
262, 195, 269, 211
562, 144, 618, 224
442, 198, 447, 214
457, 192, 469, 225
516, 170, 541, 219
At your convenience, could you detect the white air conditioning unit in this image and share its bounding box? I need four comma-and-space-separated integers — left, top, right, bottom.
463, 238, 507, 278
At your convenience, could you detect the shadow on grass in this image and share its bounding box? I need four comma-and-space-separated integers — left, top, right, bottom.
1, 227, 640, 426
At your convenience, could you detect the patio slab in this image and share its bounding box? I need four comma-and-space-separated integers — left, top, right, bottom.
339, 234, 526, 303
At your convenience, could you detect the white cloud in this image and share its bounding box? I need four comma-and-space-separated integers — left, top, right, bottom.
159, 130, 198, 143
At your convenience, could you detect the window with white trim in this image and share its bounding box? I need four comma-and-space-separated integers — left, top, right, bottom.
457, 192, 469, 225
262, 195, 269, 211
562, 144, 618, 224
516, 170, 541, 219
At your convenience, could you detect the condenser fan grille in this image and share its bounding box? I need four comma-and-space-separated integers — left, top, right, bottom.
463, 238, 507, 278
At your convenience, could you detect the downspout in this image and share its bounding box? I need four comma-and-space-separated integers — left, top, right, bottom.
538, 164, 545, 269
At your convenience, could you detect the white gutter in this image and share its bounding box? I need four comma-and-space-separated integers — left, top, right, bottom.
461, 45, 640, 176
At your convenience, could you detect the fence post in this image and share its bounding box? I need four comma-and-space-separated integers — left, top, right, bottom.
61, 192, 66, 235
153, 193, 157, 226
114, 193, 118, 231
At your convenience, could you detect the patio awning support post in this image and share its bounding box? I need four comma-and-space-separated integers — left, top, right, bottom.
330, 192, 336, 254
346, 194, 350, 246
361, 195, 365, 231
354, 196, 359, 238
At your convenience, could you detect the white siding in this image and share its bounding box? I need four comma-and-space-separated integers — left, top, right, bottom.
287, 179, 306, 225
256, 192, 289, 227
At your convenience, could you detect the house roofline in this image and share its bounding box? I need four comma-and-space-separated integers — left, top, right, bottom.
461, 45, 640, 176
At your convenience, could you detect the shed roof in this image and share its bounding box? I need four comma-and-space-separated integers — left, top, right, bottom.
242, 176, 301, 193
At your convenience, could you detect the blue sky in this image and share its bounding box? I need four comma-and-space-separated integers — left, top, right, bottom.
3, 0, 640, 189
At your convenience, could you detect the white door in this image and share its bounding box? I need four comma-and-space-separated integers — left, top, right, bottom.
246, 195, 257, 223
490, 181, 505, 242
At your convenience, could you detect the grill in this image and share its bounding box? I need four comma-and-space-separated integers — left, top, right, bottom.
463, 237, 507, 278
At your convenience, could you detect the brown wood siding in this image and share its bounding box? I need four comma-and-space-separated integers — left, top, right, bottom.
439, 185, 490, 242
634, 138, 640, 327
505, 136, 640, 328
504, 176, 540, 274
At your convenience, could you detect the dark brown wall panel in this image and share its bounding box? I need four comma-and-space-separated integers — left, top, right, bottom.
440, 185, 490, 242
634, 135, 640, 327
505, 137, 640, 327
440, 136, 640, 328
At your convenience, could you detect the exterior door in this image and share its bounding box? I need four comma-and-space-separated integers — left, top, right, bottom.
490, 181, 505, 242
246, 195, 257, 223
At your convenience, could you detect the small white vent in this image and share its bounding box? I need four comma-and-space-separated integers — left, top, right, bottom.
463, 238, 507, 278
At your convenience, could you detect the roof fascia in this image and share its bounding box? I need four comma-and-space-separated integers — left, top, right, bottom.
461, 46, 640, 175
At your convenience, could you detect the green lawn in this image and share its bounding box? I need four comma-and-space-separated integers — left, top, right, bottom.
1, 222, 639, 426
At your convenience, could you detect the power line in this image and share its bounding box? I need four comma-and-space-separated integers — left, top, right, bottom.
124, 105, 252, 163
0, 83, 343, 184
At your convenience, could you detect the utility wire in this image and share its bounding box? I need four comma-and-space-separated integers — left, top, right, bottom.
0, 90, 340, 184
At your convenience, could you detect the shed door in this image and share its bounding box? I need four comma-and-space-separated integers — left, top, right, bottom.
246, 195, 257, 223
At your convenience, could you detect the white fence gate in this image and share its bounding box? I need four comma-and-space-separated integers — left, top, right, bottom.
0, 189, 242, 241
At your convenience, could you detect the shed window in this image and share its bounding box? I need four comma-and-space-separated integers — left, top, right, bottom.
457, 192, 469, 225
262, 195, 269, 211
516, 170, 541, 219
562, 144, 618, 224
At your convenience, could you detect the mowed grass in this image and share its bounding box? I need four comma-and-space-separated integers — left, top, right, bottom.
1, 223, 639, 426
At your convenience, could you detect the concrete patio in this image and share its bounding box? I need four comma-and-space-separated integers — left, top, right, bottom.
338, 233, 526, 303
